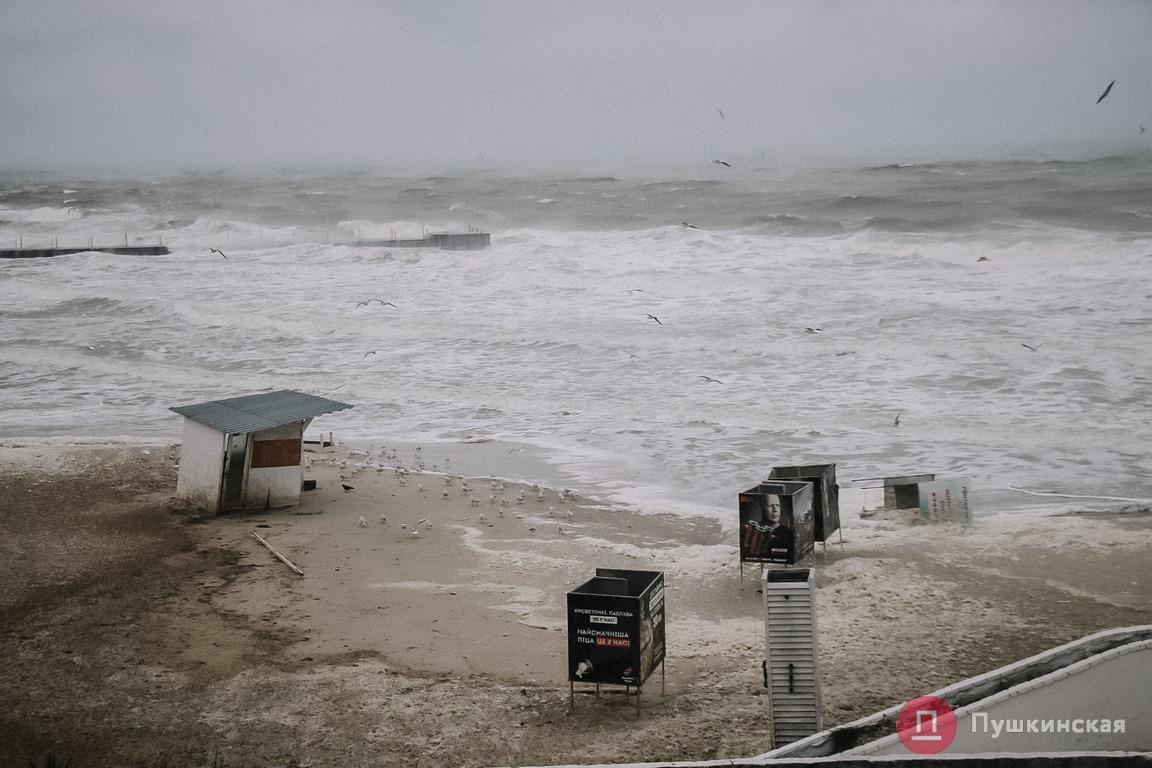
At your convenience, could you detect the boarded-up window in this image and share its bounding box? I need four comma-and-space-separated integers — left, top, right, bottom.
250, 439, 301, 468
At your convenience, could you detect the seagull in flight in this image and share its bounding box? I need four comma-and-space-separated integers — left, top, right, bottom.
209, 248, 227, 259
1096, 79, 1115, 104
803, 327, 823, 334
712, 159, 732, 168
362, 350, 378, 359
355, 299, 397, 308
716, 108, 725, 120
894, 413, 902, 427
681, 222, 699, 229
645, 313, 663, 325
1022, 343, 1043, 352
699, 376, 724, 384
623, 288, 647, 294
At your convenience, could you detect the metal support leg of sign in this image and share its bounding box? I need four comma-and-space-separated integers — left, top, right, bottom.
616, 684, 641, 716
568, 675, 662, 717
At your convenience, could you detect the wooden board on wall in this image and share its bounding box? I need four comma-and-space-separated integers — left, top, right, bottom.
250, 438, 302, 468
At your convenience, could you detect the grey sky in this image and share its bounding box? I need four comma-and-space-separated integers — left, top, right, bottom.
2, 1, 1150, 170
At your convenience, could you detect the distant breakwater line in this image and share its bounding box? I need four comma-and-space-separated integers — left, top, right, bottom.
0, 245, 170, 259
353, 232, 490, 251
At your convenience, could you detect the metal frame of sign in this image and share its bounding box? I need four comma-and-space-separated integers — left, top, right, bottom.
738, 481, 815, 583
767, 464, 842, 544
566, 568, 666, 714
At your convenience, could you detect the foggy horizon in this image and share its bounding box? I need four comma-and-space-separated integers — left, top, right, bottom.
2, 1, 1151, 174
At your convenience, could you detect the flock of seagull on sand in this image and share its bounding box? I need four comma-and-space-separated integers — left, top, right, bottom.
307, 443, 578, 539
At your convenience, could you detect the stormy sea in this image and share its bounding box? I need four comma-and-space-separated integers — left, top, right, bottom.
2, 154, 1150, 520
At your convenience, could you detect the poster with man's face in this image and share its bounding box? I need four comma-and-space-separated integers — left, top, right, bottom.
767, 464, 840, 542
739, 490, 796, 563
738, 482, 815, 564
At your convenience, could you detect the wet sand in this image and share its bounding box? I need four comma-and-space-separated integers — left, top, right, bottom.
2, 439, 1150, 767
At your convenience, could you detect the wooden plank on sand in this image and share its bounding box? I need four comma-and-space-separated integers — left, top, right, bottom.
251, 532, 305, 576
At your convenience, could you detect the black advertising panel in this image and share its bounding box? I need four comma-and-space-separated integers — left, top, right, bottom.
768, 464, 840, 542
738, 481, 814, 565
567, 569, 665, 687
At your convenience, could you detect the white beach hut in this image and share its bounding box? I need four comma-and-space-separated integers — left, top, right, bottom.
169, 389, 353, 513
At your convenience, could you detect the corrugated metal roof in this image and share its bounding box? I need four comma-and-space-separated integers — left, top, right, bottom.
169, 389, 353, 434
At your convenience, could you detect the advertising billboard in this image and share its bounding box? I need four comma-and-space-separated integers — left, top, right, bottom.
738, 481, 814, 565
567, 569, 665, 687
767, 464, 840, 542
918, 478, 972, 524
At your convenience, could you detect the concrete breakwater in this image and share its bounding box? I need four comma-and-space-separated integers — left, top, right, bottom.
354, 232, 490, 251
0, 245, 171, 259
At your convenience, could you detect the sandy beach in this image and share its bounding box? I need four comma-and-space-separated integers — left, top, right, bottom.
2, 439, 1151, 768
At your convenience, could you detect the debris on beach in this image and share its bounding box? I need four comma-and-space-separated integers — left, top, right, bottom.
855, 474, 971, 525
251, 532, 305, 576
1056, 504, 1152, 518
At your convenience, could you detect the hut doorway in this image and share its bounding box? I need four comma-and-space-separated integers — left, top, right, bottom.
221, 433, 249, 512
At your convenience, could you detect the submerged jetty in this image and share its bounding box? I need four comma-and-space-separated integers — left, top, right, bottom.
354, 231, 490, 251
0, 245, 170, 259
